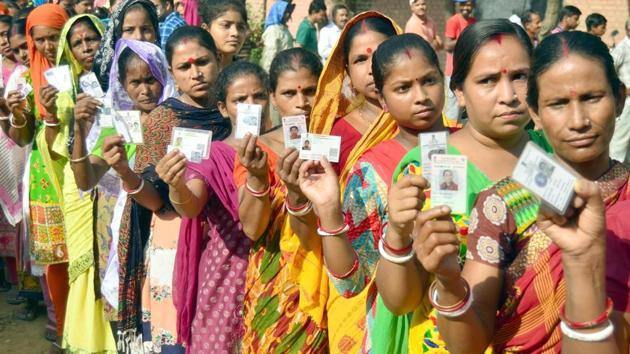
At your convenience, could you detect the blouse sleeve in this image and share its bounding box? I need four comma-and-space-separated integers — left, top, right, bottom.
327, 161, 389, 298
466, 188, 517, 268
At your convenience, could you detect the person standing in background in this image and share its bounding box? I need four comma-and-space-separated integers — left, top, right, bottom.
151, 0, 186, 49
550, 5, 581, 34
260, 0, 294, 71
318, 3, 349, 63
521, 10, 542, 46
295, 0, 326, 56
405, 0, 442, 51
444, 0, 475, 125
610, 19, 630, 164
586, 12, 607, 38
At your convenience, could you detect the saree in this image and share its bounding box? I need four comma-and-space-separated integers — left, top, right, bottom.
234, 143, 329, 353
465, 162, 630, 353
307, 12, 402, 352
173, 141, 249, 353
51, 14, 117, 353
92, 0, 159, 91
371, 130, 552, 354
138, 99, 229, 353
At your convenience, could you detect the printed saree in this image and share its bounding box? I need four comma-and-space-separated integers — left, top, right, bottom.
234, 143, 328, 353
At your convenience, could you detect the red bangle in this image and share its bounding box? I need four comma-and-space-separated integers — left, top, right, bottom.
327, 255, 359, 279
286, 199, 310, 212
560, 297, 613, 329
317, 215, 347, 235
245, 181, 270, 198
381, 222, 413, 256
428, 278, 470, 313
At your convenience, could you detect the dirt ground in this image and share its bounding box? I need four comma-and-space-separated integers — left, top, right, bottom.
0, 288, 54, 354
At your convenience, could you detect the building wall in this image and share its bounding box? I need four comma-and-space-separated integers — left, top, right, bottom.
566, 0, 629, 47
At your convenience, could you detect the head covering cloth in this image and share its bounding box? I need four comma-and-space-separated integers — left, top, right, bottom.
264, 0, 290, 29
26, 4, 69, 116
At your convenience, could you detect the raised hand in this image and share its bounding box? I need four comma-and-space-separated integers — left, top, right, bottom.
236, 133, 268, 179
412, 206, 461, 283
73, 94, 102, 134
40, 84, 59, 115
156, 149, 188, 190
537, 179, 606, 260
102, 135, 130, 175
387, 174, 429, 240
298, 157, 340, 214
7, 90, 26, 113
278, 148, 304, 196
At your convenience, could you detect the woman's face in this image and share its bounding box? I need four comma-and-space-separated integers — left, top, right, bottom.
169, 40, 219, 101
10, 33, 28, 66
531, 54, 621, 165
206, 10, 247, 59
525, 13, 542, 36
271, 67, 318, 118
121, 6, 156, 43
122, 56, 163, 113
455, 35, 531, 140
31, 25, 62, 64
346, 30, 389, 102
0, 22, 13, 58
217, 74, 269, 123
68, 21, 101, 72
379, 50, 444, 133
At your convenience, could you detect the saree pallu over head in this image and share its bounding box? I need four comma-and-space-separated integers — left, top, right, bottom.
234, 143, 329, 353
309, 11, 402, 192
26, 4, 69, 116
93, 0, 159, 91
112, 39, 176, 353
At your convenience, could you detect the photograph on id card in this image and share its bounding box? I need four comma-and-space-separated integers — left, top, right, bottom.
169, 127, 212, 163
419, 131, 448, 181
235, 103, 262, 139
17, 80, 32, 98
97, 99, 114, 127
114, 110, 143, 144
430, 154, 467, 214
44, 65, 73, 92
512, 142, 576, 215
79, 72, 105, 98
282, 115, 307, 149
298, 133, 341, 163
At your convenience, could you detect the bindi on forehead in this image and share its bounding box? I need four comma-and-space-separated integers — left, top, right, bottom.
569, 90, 577, 97
501, 68, 508, 74
187, 57, 195, 64
492, 34, 502, 45
366, 47, 373, 54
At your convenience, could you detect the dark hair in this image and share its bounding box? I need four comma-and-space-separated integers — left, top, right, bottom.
527, 31, 621, 111
15, 6, 33, 19
199, 0, 248, 28
585, 13, 607, 31
372, 33, 442, 92
308, 0, 326, 15
215, 60, 269, 103
559, 5, 581, 20
9, 17, 26, 41
68, 16, 101, 41
342, 16, 397, 65
115, 2, 160, 44
93, 7, 109, 19
269, 47, 322, 91
0, 15, 11, 27
331, 3, 349, 19
450, 19, 532, 91
165, 26, 218, 64
118, 47, 144, 83
520, 10, 539, 27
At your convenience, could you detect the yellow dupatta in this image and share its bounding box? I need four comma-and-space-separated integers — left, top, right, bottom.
308, 11, 402, 353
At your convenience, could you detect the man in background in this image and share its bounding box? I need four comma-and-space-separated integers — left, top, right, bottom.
551, 5, 581, 34
521, 10, 542, 46
296, 0, 327, 56
151, 0, 186, 49
318, 3, 349, 63
586, 12, 607, 38
405, 0, 442, 51
610, 19, 630, 165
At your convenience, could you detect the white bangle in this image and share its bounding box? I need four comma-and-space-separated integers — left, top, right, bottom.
378, 237, 415, 264
432, 282, 474, 318
10, 115, 26, 128
317, 223, 349, 237
0, 116, 9, 121
285, 201, 313, 217
560, 320, 614, 342
125, 178, 145, 195
44, 120, 60, 127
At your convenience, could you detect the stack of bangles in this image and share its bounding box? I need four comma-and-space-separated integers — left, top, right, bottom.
245, 181, 270, 198
559, 297, 615, 342
285, 199, 312, 217
378, 229, 415, 264
317, 217, 349, 237
428, 278, 473, 318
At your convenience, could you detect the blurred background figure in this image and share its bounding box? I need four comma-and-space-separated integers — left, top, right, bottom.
318, 3, 349, 63
521, 10, 541, 46
586, 12, 607, 38
405, 0, 442, 51
551, 5, 581, 34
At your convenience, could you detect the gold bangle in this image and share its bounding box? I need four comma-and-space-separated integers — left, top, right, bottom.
69, 154, 89, 163
170, 190, 193, 205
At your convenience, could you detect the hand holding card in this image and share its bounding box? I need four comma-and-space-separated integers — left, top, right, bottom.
299, 133, 341, 163
44, 65, 73, 92
113, 110, 143, 144
167, 127, 212, 163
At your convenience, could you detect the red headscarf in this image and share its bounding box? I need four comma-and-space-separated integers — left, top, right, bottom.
25, 4, 68, 116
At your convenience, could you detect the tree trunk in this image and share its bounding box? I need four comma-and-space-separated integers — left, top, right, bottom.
541, 0, 562, 37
